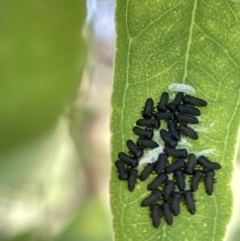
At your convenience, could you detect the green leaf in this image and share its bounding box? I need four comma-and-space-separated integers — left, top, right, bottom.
110, 1, 240, 241
53, 196, 112, 241
3, 232, 46, 241
0, 0, 86, 154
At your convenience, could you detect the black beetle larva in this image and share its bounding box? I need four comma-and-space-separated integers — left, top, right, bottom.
150, 203, 162, 228
141, 189, 162, 207
115, 160, 128, 180
154, 153, 168, 175
185, 153, 197, 174
160, 129, 177, 148
168, 122, 180, 141
167, 92, 184, 111
183, 95, 207, 107
147, 173, 168, 190
174, 170, 185, 191
118, 152, 138, 168
136, 118, 160, 129
142, 98, 154, 119
177, 104, 200, 116
157, 92, 169, 112
133, 126, 154, 139
197, 156, 221, 170
183, 190, 196, 214
140, 163, 156, 181
190, 170, 203, 192
137, 138, 159, 149
178, 124, 198, 140
114, 91, 215, 225
165, 158, 185, 174
163, 180, 175, 201
176, 114, 199, 124
126, 140, 143, 158
127, 169, 138, 192
170, 192, 181, 216
204, 170, 215, 195
164, 147, 188, 158
154, 112, 174, 121
162, 202, 173, 225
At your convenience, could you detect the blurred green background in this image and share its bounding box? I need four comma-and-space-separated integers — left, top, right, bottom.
0, 0, 114, 240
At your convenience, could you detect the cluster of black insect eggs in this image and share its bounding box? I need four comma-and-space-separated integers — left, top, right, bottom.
115, 91, 221, 228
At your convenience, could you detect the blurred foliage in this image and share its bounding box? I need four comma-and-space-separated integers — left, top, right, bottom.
0, 0, 86, 155
53, 196, 112, 241
4, 233, 46, 241
1, 196, 112, 241
0, 1, 114, 241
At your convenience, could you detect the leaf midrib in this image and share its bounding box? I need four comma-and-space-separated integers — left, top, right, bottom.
182, 0, 197, 84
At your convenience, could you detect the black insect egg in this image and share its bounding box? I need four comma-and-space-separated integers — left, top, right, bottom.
127, 169, 138, 192
178, 124, 198, 140
114, 89, 220, 228
133, 126, 154, 139
183, 95, 207, 107
154, 153, 168, 175
183, 190, 196, 214
162, 202, 173, 225
176, 113, 199, 124
170, 192, 181, 216
150, 204, 162, 228
118, 152, 138, 168
168, 122, 180, 141
155, 111, 174, 121
185, 153, 197, 174
164, 158, 185, 173
167, 92, 184, 111
141, 189, 162, 207
157, 92, 169, 112
136, 118, 160, 129
115, 160, 128, 180
163, 180, 175, 201
147, 173, 167, 190
140, 162, 156, 181
142, 98, 154, 118
137, 138, 159, 149
126, 140, 143, 158
160, 129, 177, 148
164, 147, 188, 158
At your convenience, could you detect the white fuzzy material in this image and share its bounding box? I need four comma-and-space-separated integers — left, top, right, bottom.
168, 83, 196, 94
177, 137, 193, 147
189, 124, 210, 133
139, 146, 163, 166
195, 149, 215, 157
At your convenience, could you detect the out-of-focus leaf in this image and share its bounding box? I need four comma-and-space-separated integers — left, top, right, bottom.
3, 232, 46, 241
0, 0, 86, 154
53, 196, 112, 241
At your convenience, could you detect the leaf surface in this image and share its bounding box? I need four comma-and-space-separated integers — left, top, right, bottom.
110, 1, 240, 241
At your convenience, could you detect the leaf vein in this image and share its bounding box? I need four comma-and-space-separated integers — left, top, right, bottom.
225, 0, 240, 22
121, 0, 131, 150
132, 1, 184, 40
195, 87, 215, 101
212, 195, 219, 241
182, 0, 197, 84
143, 57, 183, 83
195, 23, 240, 71
222, 89, 240, 161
